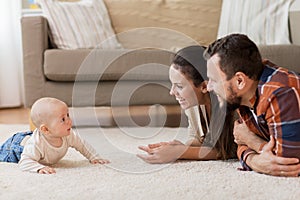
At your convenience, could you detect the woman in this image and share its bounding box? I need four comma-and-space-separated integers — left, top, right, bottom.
137, 46, 237, 163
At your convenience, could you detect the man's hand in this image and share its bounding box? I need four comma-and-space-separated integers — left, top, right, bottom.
234, 119, 266, 152
38, 166, 56, 174
246, 136, 300, 177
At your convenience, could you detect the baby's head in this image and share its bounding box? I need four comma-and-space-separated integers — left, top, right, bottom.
30, 97, 71, 132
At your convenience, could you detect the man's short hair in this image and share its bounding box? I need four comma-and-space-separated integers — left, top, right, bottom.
203, 33, 264, 80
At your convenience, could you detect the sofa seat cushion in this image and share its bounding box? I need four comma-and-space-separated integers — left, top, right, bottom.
44, 49, 173, 81
69, 105, 187, 127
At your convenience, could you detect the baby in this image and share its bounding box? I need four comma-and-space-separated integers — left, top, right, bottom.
0, 97, 109, 174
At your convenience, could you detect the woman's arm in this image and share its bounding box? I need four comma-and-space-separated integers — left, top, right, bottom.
137, 141, 219, 164
181, 146, 219, 160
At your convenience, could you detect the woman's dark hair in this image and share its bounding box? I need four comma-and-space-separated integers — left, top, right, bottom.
206, 95, 237, 159
172, 45, 207, 87
203, 33, 264, 81
173, 45, 237, 159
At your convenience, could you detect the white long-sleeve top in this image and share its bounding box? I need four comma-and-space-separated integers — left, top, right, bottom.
185, 105, 209, 144
19, 128, 101, 173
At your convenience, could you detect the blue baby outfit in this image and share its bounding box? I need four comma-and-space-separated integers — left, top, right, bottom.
0, 131, 33, 163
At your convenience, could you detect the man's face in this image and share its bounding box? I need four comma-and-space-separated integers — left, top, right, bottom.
206, 54, 241, 108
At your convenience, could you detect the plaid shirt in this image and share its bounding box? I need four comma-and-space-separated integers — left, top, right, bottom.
237, 60, 300, 170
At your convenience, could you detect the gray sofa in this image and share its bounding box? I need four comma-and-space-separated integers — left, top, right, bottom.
21, 0, 300, 127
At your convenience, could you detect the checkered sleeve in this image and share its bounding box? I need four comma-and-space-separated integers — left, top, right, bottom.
237, 144, 257, 171
266, 86, 300, 159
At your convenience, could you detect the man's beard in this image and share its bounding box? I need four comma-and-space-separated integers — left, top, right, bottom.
226, 101, 241, 112
226, 84, 242, 112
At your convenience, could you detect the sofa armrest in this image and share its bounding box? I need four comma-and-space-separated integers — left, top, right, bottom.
21, 16, 49, 107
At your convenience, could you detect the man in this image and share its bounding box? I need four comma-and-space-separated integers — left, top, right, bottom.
203, 33, 300, 177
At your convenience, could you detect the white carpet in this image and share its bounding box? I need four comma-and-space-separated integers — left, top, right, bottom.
0, 124, 299, 200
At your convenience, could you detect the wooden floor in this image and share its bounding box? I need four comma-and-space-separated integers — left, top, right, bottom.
0, 107, 30, 124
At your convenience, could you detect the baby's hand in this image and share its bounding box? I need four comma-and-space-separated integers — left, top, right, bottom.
90, 159, 110, 164
38, 166, 56, 174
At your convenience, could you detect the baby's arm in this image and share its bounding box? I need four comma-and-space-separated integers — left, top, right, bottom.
19, 145, 50, 173
68, 130, 110, 164
90, 159, 110, 164
37, 166, 56, 174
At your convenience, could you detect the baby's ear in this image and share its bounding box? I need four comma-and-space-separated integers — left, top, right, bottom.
40, 124, 49, 134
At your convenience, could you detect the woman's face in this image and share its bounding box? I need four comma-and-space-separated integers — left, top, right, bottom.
169, 64, 206, 110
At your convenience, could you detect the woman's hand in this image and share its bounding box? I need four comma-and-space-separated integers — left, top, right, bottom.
147, 141, 171, 149
137, 140, 187, 164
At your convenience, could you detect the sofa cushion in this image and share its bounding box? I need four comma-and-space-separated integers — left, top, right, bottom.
258, 45, 300, 73
44, 49, 174, 81
103, 0, 222, 48
218, 0, 293, 45
38, 0, 122, 49
69, 105, 187, 127
289, 11, 300, 45
44, 46, 300, 82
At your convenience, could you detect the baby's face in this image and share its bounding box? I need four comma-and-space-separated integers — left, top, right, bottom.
45, 102, 72, 138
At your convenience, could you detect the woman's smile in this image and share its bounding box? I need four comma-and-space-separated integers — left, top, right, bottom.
176, 97, 185, 104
